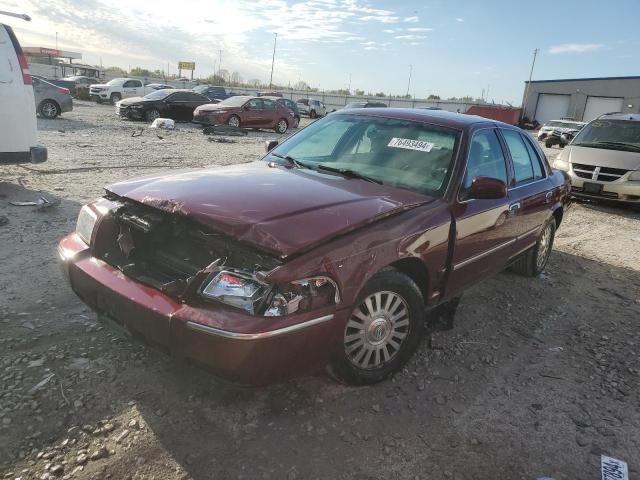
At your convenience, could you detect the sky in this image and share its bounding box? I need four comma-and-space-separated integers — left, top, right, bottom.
3, 0, 640, 103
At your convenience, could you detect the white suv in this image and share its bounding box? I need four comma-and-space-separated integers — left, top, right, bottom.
89, 78, 153, 104
296, 98, 327, 118
0, 20, 46, 163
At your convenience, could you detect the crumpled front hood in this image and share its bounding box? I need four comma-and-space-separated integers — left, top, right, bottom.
567, 145, 640, 170
118, 96, 145, 106
106, 162, 433, 257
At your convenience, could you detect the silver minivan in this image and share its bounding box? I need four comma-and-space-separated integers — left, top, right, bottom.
0, 19, 46, 163
554, 113, 640, 204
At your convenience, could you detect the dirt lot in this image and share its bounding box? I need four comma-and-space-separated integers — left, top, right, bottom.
1, 101, 639, 480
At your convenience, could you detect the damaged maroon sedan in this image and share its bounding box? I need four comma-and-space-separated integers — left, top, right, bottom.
58, 109, 570, 385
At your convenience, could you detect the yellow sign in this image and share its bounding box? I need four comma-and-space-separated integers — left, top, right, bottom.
178, 61, 195, 70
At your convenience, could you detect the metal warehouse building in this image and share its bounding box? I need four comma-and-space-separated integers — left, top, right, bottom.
522, 76, 640, 124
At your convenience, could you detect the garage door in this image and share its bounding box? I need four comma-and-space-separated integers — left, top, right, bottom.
583, 96, 624, 122
534, 94, 571, 124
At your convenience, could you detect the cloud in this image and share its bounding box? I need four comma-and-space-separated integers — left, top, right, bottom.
549, 43, 604, 54
406, 27, 432, 32
394, 35, 427, 40
382, 29, 396, 33
456, 18, 464, 22
404, 16, 419, 23
360, 14, 399, 23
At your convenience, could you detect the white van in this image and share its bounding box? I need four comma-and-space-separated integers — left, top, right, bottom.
0, 22, 47, 163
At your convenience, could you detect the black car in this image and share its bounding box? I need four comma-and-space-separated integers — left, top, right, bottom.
116, 89, 212, 122
192, 85, 229, 101
263, 96, 301, 128
147, 83, 175, 90
344, 101, 388, 109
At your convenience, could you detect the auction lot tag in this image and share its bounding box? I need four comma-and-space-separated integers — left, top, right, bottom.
387, 137, 434, 152
601, 455, 628, 480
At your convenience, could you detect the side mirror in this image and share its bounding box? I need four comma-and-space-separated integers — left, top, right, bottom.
265, 140, 279, 152
468, 176, 507, 200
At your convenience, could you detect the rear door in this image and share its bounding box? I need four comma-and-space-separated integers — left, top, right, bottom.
261, 98, 279, 127
243, 98, 264, 126
0, 23, 39, 160
447, 128, 518, 295
500, 128, 553, 254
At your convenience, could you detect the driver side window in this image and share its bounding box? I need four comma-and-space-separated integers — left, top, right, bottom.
461, 129, 507, 198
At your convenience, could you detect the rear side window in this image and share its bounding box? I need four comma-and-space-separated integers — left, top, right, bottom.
461, 129, 508, 196
502, 129, 544, 185
263, 99, 277, 110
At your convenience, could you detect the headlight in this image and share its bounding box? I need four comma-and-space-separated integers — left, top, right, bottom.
76, 205, 98, 245
264, 276, 340, 317
200, 271, 269, 314
629, 171, 640, 181
553, 159, 571, 171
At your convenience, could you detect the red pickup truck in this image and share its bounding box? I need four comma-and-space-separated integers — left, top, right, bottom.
58, 109, 570, 385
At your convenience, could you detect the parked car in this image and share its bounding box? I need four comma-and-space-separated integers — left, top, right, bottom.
58, 109, 569, 385
89, 78, 154, 104
146, 83, 175, 90
344, 101, 388, 109
263, 96, 301, 128
537, 119, 585, 140
192, 85, 229, 101
553, 113, 640, 204
0, 21, 46, 163
32, 76, 73, 119
544, 123, 585, 148
193, 96, 294, 133
62, 75, 95, 96
116, 89, 211, 122
296, 98, 327, 118
258, 91, 282, 97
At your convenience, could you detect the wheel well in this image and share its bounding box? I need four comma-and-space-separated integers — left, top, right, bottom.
39, 99, 60, 113
552, 206, 563, 227
389, 258, 429, 304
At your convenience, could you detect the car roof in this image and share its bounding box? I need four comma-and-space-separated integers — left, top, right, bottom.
597, 113, 640, 121
335, 108, 511, 130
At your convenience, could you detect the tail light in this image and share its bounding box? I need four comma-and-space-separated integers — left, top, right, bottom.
17, 54, 32, 85
58, 87, 71, 95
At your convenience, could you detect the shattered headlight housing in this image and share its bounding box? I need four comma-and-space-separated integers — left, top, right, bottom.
200, 272, 340, 317
76, 205, 98, 245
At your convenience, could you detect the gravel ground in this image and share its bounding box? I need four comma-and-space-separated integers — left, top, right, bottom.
1, 102, 639, 480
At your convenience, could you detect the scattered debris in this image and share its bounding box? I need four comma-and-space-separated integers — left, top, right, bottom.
131, 127, 144, 137
0, 215, 8, 226
9, 195, 60, 210
150, 118, 175, 130
208, 137, 237, 143
28, 373, 55, 395
202, 124, 248, 136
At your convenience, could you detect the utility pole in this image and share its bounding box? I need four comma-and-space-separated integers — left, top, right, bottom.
405, 64, 412, 98
218, 50, 222, 78
269, 33, 277, 89
348, 73, 352, 93
521, 48, 539, 119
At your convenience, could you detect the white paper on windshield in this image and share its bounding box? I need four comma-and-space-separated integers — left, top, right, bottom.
387, 137, 434, 152
601, 456, 628, 480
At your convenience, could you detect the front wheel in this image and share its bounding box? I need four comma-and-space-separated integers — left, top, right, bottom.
293, 116, 300, 128
511, 218, 556, 277
145, 108, 160, 122
275, 118, 288, 134
328, 269, 425, 385
227, 115, 241, 128
545, 139, 554, 148
310, 110, 317, 119
39, 100, 59, 119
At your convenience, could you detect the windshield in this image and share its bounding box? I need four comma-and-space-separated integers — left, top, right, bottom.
106, 78, 126, 85
193, 85, 211, 94
217, 96, 250, 107
573, 120, 640, 147
144, 89, 174, 100
270, 114, 460, 196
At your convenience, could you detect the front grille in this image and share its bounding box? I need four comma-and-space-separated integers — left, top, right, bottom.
572, 163, 628, 182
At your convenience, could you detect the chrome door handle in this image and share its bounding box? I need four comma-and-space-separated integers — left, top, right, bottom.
545, 191, 553, 203
509, 202, 521, 214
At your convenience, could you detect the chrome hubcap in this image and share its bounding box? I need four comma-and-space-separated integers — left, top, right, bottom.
42, 103, 56, 117
149, 110, 159, 120
277, 120, 286, 132
229, 117, 239, 127
344, 291, 410, 370
537, 223, 552, 269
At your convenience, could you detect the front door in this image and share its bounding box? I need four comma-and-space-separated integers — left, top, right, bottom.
447, 128, 518, 296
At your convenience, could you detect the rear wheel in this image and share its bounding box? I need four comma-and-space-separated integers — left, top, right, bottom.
310, 109, 317, 119
275, 118, 288, 134
145, 108, 160, 122
545, 139, 554, 148
110, 93, 121, 105
511, 218, 556, 277
227, 115, 241, 128
328, 269, 425, 385
39, 100, 60, 119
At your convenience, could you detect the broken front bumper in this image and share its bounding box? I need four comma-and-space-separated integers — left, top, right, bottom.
57, 233, 346, 385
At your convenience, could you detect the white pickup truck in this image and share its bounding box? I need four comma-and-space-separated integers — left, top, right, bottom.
89, 78, 154, 104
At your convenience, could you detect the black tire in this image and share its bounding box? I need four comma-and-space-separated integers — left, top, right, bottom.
545, 139, 553, 148
293, 116, 300, 128
96, 98, 103, 104
145, 108, 161, 122
110, 93, 121, 105
511, 218, 556, 277
38, 100, 60, 119
275, 118, 288, 134
310, 110, 317, 119
226, 115, 241, 128
327, 269, 425, 385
